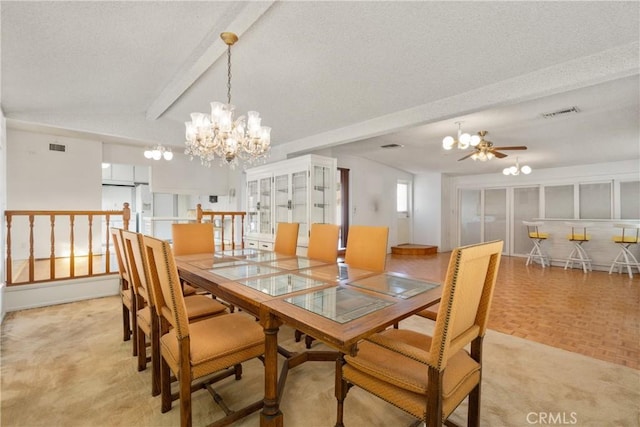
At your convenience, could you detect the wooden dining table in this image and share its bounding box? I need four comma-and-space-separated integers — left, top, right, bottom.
174, 248, 441, 427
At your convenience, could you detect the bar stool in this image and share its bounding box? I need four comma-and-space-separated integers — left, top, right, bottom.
609, 223, 640, 278
523, 220, 550, 268
564, 222, 593, 273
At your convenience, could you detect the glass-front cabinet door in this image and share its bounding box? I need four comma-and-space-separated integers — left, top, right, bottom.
274, 173, 290, 224
291, 170, 308, 241
259, 175, 272, 238
311, 165, 332, 224
246, 178, 259, 234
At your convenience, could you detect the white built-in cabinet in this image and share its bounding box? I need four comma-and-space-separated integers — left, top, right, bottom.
245, 154, 337, 251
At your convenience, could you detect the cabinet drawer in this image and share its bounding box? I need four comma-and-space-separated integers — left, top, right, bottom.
258, 241, 274, 251
246, 240, 259, 249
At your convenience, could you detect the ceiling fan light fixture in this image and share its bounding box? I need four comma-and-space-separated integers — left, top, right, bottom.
442, 121, 474, 150
503, 157, 532, 176
470, 134, 481, 146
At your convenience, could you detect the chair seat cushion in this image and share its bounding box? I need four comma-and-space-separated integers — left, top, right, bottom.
184, 294, 227, 320
528, 232, 549, 239
567, 234, 590, 241
613, 235, 639, 243
344, 328, 480, 419
137, 306, 152, 335
182, 284, 198, 296
160, 312, 264, 377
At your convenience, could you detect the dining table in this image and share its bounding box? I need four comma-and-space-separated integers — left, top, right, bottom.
174, 248, 442, 427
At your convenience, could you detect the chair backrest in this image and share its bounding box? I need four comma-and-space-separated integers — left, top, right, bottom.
142, 235, 190, 339
307, 223, 340, 263
111, 227, 131, 286
171, 222, 215, 255
430, 240, 503, 371
522, 220, 544, 238
344, 225, 389, 272
565, 222, 592, 241
121, 230, 153, 308
274, 222, 300, 255
613, 223, 640, 243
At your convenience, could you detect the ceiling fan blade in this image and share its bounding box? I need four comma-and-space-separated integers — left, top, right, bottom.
458, 152, 475, 161
493, 151, 508, 159
492, 146, 528, 150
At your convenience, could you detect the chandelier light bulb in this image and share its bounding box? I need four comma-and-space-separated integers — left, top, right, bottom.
442, 121, 478, 151
144, 150, 153, 159
144, 144, 173, 161
470, 134, 481, 146
163, 150, 173, 161
521, 165, 532, 174
442, 136, 455, 149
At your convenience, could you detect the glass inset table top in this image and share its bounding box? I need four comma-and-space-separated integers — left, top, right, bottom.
263, 257, 328, 270
217, 248, 261, 257
299, 263, 377, 282
285, 286, 394, 324
245, 252, 293, 262
239, 273, 329, 296
348, 273, 439, 299
188, 259, 248, 269
210, 264, 282, 281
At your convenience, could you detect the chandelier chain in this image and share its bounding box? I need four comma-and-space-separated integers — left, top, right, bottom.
227, 45, 232, 105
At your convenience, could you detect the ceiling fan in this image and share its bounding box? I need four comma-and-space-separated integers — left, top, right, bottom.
458, 131, 527, 161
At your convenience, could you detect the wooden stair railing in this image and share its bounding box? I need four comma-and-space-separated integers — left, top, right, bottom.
4, 203, 130, 285
194, 204, 245, 250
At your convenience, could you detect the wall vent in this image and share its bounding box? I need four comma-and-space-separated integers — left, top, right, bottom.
380, 143, 403, 149
541, 106, 580, 119
49, 143, 66, 152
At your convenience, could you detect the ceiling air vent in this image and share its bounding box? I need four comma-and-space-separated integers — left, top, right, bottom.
540, 106, 580, 119
380, 143, 403, 149
49, 143, 66, 152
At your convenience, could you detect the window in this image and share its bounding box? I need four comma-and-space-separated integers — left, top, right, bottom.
620, 181, 640, 219
397, 181, 409, 214
544, 185, 574, 218
579, 182, 611, 219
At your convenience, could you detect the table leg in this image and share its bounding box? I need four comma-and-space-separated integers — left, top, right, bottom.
261, 313, 284, 427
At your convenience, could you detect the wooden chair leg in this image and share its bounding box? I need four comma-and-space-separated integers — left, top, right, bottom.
294, 329, 304, 342
234, 363, 243, 380
305, 334, 315, 349
179, 340, 192, 427
151, 314, 161, 397
160, 356, 172, 413
468, 384, 480, 427
136, 325, 146, 372
122, 303, 131, 341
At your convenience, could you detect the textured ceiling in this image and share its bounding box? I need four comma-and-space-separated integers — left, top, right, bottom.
1, 1, 638, 176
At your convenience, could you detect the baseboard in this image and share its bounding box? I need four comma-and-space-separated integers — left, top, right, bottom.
4, 275, 120, 312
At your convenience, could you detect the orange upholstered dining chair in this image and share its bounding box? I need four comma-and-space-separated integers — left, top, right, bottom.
111, 227, 137, 356
343, 225, 389, 272
123, 230, 229, 397
335, 240, 503, 427
171, 222, 217, 296
274, 222, 300, 255
307, 223, 340, 263
142, 235, 265, 427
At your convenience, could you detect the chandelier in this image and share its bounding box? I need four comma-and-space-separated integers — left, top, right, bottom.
184, 32, 271, 168
144, 144, 173, 161
503, 157, 532, 175
442, 121, 481, 150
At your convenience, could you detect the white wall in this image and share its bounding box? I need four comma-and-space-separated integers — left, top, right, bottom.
0, 109, 7, 322
413, 172, 442, 248
7, 129, 103, 209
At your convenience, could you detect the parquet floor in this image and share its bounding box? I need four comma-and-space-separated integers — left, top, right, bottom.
386, 252, 640, 370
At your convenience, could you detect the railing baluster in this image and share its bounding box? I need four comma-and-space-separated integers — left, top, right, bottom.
221, 214, 226, 250
69, 214, 75, 278
50, 214, 56, 280
29, 215, 35, 282
88, 214, 94, 276
6, 214, 13, 285
105, 214, 111, 273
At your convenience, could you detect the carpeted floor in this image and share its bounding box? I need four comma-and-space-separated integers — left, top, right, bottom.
1, 296, 638, 427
